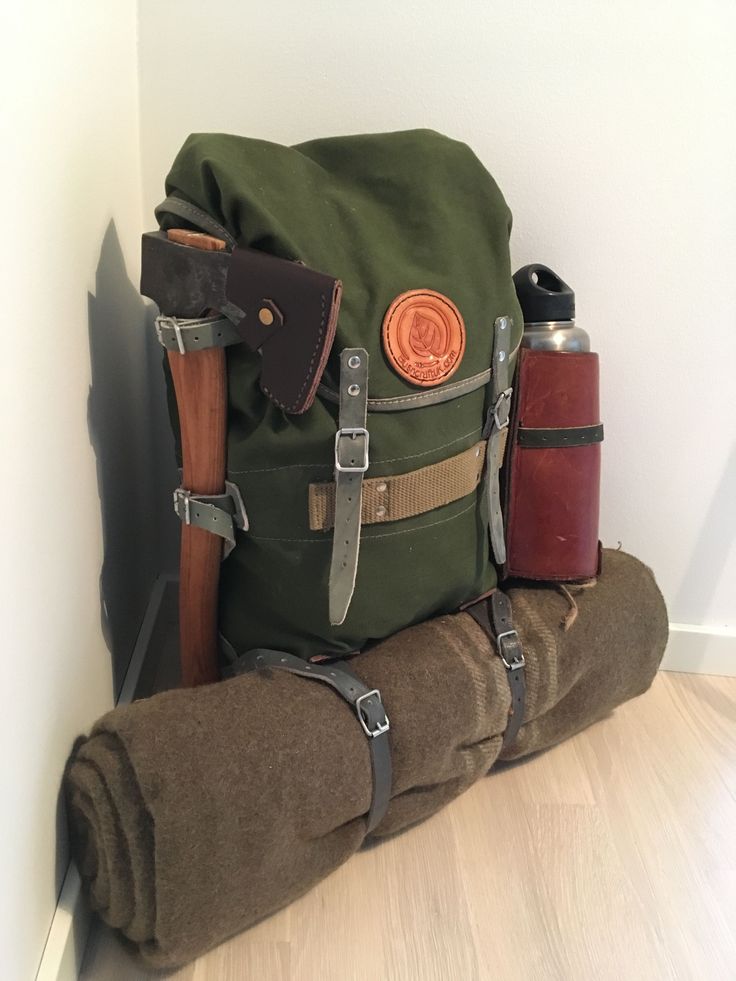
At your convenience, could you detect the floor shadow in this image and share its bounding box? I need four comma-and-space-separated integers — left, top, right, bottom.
87, 221, 178, 696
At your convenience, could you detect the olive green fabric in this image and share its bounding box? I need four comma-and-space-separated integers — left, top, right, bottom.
65, 550, 668, 969
159, 130, 523, 659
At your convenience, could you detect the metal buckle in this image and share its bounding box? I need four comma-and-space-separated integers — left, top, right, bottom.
493, 389, 513, 431
496, 629, 525, 670
172, 487, 191, 524
156, 315, 187, 355
355, 689, 390, 738
334, 427, 370, 474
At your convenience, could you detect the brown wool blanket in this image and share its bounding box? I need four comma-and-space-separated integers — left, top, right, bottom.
65, 549, 667, 968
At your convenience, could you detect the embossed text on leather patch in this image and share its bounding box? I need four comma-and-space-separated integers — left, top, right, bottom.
382, 289, 466, 387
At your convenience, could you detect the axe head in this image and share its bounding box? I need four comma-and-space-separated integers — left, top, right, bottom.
140, 231, 341, 414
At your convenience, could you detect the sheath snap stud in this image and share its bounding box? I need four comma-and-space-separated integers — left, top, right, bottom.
257, 299, 284, 327
348, 355, 362, 369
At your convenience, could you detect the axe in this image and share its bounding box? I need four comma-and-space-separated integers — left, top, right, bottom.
141, 222, 341, 686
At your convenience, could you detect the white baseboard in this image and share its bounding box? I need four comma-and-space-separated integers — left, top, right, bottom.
36, 575, 175, 981
661, 622, 736, 677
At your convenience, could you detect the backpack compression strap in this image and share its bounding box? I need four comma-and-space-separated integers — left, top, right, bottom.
232, 649, 391, 834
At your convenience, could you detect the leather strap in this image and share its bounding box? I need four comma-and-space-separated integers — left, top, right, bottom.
517, 423, 604, 448
309, 440, 485, 531
232, 649, 391, 834
329, 349, 369, 626
172, 481, 248, 558
464, 590, 525, 748
483, 316, 513, 565
155, 195, 237, 249
156, 314, 242, 354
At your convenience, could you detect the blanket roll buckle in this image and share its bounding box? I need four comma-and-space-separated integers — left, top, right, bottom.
172, 480, 248, 558
356, 689, 390, 738
496, 629, 525, 670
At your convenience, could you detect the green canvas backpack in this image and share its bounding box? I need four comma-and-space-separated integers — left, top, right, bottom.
153, 129, 523, 662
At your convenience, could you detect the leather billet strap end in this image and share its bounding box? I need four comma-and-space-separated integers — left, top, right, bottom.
172, 480, 248, 559
329, 348, 370, 626
232, 649, 391, 834
463, 589, 526, 749
483, 315, 514, 566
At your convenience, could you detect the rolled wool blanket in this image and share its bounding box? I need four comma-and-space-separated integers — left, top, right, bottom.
65, 550, 667, 968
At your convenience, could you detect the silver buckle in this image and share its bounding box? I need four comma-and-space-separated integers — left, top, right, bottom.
496, 629, 525, 670
172, 487, 191, 524
335, 427, 370, 473
355, 689, 390, 738
493, 389, 513, 431
156, 315, 187, 355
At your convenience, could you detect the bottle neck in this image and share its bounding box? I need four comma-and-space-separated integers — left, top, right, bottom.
522, 320, 590, 352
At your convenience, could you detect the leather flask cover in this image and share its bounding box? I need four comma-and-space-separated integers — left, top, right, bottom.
503, 348, 602, 581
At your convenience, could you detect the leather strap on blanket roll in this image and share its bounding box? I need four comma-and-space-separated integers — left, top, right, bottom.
309, 440, 486, 531
232, 649, 391, 833
464, 590, 526, 748
329, 349, 370, 626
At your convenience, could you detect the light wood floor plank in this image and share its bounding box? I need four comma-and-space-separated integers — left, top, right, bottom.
80, 672, 736, 981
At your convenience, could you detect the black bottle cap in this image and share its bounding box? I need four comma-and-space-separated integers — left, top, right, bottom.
513, 264, 575, 323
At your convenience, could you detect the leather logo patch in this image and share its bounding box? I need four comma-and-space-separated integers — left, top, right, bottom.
382, 289, 466, 387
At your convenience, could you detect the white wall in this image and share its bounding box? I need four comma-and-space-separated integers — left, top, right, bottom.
0, 3, 164, 977
138, 0, 736, 631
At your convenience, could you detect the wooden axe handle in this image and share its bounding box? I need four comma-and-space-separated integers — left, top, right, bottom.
166, 229, 227, 686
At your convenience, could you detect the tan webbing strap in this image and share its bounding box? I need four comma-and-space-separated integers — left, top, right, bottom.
309, 440, 486, 532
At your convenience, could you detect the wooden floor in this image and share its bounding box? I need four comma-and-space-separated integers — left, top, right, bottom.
80, 670, 736, 981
